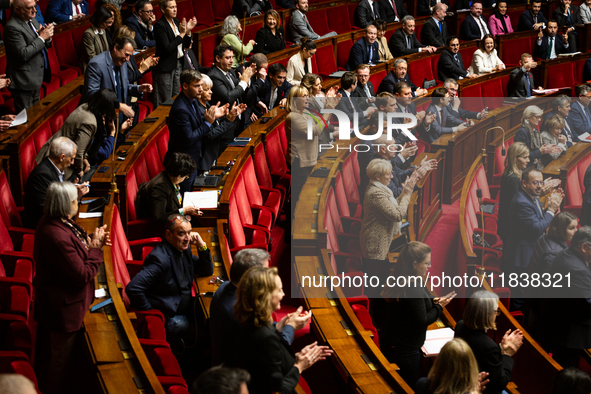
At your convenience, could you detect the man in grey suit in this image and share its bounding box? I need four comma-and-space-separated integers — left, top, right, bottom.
83, 36, 153, 124
5, 0, 53, 114
289, 0, 336, 44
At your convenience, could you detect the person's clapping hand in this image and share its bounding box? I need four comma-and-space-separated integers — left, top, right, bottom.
294, 341, 333, 373
558, 134, 567, 145
89, 224, 110, 249
433, 291, 456, 307
227, 103, 247, 122
257, 101, 268, 114
420, 157, 438, 172
547, 187, 565, 212
0, 75, 10, 90
187, 17, 197, 32
540, 143, 562, 155
540, 177, 561, 197
500, 329, 523, 357
424, 111, 437, 126
400, 142, 418, 160
478, 371, 490, 393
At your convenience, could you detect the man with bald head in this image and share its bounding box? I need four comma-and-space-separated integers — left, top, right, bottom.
5, 0, 53, 113
421, 3, 449, 47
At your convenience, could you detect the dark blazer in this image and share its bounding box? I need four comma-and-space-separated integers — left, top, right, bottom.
421, 17, 449, 48
45, 0, 88, 23
126, 240, 213, 317
182, 48, 210, 74
446, 102, 478, 122
254, 26, 287, 54
154, 17, 191, 73
136, 171, 180, 223
581, 162, 591, 226
336, 89, 368, 130
533, 33, 570, 60
377, 70, 419, 96
276, 0, 295, 7
422, 103, 457, 143
549, 247, 591, 349
233, 324, 300, 394
378, 0, 408, 23
504, 189, 554, 270
197, 101, 236, 172
514, 126, 542, 164
417, 0, 450, 16
208, 66, 248, 107
497, 172, 521, 243
231, 0, 272, 17
355, 0, 381, 28
258, 77, 293, 110
508, 67, 534, 98
567, 100, 591, 136
33, 216, 103, 332
553, 4, 583, 28
460, 14, 490, 41
455, 320, 514, 394
388, 28, 425, 57
4, 14, 52, 92
353, 81, 376, 111
527, 234, 567, 278
517, 10, 548, 31
584, 57, 591, 82
167, 92, 211, 166
83, 50, 140, 105
23, 157, 62, 229
346, 37, 380, 71
437, 48, 468, 82
124, 15, 156, 48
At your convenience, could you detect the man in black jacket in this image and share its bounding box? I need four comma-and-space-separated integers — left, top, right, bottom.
460, 1, 490, 41
124, 0, 156, 48
355, 0, 382, 28
517, 1, 548, 31
421, 3, 449, 47
378, 0, 408, 23
353, 64, 376, 111
508, 53, 540, 97
377, 58, 427, 96
417, 0, 449, 16
533, 20, 570, 60
389, 15, 436, 57
437, 36, 477, 82
552, 0, 581, 51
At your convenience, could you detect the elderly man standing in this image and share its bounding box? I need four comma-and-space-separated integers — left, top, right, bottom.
5, 0, 53, 114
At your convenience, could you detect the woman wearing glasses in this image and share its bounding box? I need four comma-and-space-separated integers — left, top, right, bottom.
514, 105, 562, 170
455, 291, 524, 394
380, 241, 456, 388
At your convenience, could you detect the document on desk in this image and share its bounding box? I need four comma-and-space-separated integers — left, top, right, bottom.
79, 212, 104, 218
577, 132, 591, 142
532, 88, 567, 94
183, 190, 218, 209
10, 109, 27, 127
421, 327, 455, 357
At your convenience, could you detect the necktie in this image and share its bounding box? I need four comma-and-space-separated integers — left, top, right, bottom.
407, 35, 411, 49
373, 2, 379, 20
269, 87, 278, 108
225, 72, 241, 118
534, 198, 543, 217
28, 21, 49, 70
191, 100, 199, 116
534, 15, 537, 24
114, 67, 122, 102
185, 51, 195, 70
525, 72, 532, 97
76, 3, 81, 14
368, 44, 373, 64
438, 21, 443, 33
476, 17, 487, 38
391, 0, 399, 19
364, 84, 371, 98
454, 54, 461, 67
548, 37, 553, 59
567, 9, 572, 26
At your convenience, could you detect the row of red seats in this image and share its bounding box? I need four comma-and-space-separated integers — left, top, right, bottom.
564, 146, 591, 218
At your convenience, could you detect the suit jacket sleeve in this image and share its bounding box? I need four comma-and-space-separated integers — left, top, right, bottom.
389, 30, 419, 56
171, 105, 211, 147
84, 60, 103, 100
569, 104, 591, 136
290, 12, 319, 40
347, 41, 365, 70
126, 253, 164, 310
480, 338, 515, 393
154, 20, 184, 58
151, 181, 179, 223
461, 18, 479, 41
127, 19, 156, 48
355, 2, 372, 28
71, 121, 96, 172
5, 23, 48, 63
260, 330, 300, 392
439, 51, 466, 80
195, 248, 214, 277
52, 229, 103, 286
82, 30, 99, 61
210, 70, 246, 106
422, 20, 445, 47
46, 0, 71, 23
508, 68, 530, 97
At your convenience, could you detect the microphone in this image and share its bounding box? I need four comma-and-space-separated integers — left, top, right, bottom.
476, 188, 482, 199
501, 144, 506, 156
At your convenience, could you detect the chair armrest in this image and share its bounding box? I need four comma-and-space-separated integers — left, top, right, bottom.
126, 260, 145, 280
0, 253, 35, 278
129, 238, 162, 260
8, 227, 35, 252
127, 219, 161, 241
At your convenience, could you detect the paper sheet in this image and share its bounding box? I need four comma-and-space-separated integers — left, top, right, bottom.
577, 132, 591, 142
79, 212, 104, 218
10, 109, 27, 127
183, 190, 218, 209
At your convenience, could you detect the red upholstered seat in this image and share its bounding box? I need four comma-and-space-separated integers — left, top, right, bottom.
200, 34, 219, 70
315, 44, 338, 78
265, 128, 290, 179
277, 122, 287, 155
546, 62, 575, 90
342, 155, 360, 205
47, 46, 79, 86
53, 30, 82, 74
575, 58, 588, 85
369, 70, 387, 91
306, 9, 329, 36
336, 39, 354, 70
461, 84, 484, 112
459, 46, 477, 70
234, 174, 274, 233
0, 172, 25, 230
408, 57, 434, 88
480, 78, 504, 109
565, 166, 582, 216
71, 24, 90, 58
335, 172, 362, 218
193, 0, 215, 29
244, 22, 262, 44
228, 193, 269, 256
0, 350, 38, 389
348, 3, 358, 27
176, 0, 194, 21
211, 0, 231, 21
168, 386, 190, 394
253, 142, 290, 213
242, 158, 282, 223
430, 53, 442, 82
328, 5, 355, 34
48, 108, 68, 135
500, 36, 534, 66
144, 344, 188, 391
42, 74, 61, 97
351, 303, 379, 347
493, 137, 513, 185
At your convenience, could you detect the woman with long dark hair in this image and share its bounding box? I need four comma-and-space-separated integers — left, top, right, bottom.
286, 38, 316, 86
81, 7, 114, 71
488, 1, 513, 36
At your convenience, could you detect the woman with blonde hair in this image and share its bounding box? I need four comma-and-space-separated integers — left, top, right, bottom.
415, 338, 484, 394
233, 267, 331, 393
220, 15, 255, 68
540, 114, 568, 167
380, 241, 455, 388
455, 291, 523, 394
514, 105, 562, 168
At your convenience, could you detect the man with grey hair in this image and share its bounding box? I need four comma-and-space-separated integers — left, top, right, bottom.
549, 226, 591, 367
567, 84, 591, 137
420, 3, 449, 47
0, 374, 37, 394
377, 59, 427, 97
442, 78, 488, 126
289, 0, 337, 44
546, 95, 578, 145
389, 15, 436, 57
23, 137, 89, 228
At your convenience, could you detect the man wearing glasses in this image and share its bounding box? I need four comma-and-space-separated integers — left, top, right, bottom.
443, 78, 488, 125
503, 166, 564, 311
125, 0, 156, 49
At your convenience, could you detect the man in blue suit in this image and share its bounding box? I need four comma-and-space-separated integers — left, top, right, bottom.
504, 166, 564, 310
168, 69, 229, 193
126, 214, 213, 343
124, 0, 156, 49
346, 24, 380, 71
568, 84, 591, 137
83, 36, 152, 125
422, 86, 468, 143
460, 1, 490, 41
45, 0, 87, 23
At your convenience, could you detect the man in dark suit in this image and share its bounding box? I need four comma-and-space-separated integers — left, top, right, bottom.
504, 166, 564, 309
5, 0, 53, 114
126, 214, 214, 343
460, 1, 490, 41
353, 63, 376, 111
389, 15, 436, 57
553, 0, 581, 52
168, 69, 229, 193
443, 78, 488, 123
568, 84, 591, 136
423, 87, 468, 143
23, 137, 89, 229
231, 0, 272, 18
417, 0, 450, 16
84, 36, 153, 124
124, 0, 156, 49
378, 0, 408, 23
336, 71, 375, 132
252, 62, 292, 117
544, 95, 579, 145
45, 0, 87, 23
355, 0, 382, 28
152, 0, 196, 109
276, 0, 294, 7
421, 3, 449, 47
581, 164, 591, 226
533, 20, 570, 60
182, 35, 210, 73
508, 53, 539, 98
517, 1, 548, 31
391, 83, 437, 145
549, 226, 591, 367
438, 36, 477, 82
378, 58, 428, 97
346, 24, 380, 70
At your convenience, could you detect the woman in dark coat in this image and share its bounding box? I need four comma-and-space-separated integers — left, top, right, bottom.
253, 9, 286, 55
380, 241, 455, 388
233, 267, 331, 393
455, 291, 523, 394
34, 182, 110, 393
